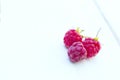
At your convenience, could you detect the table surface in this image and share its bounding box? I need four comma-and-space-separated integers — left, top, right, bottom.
0, 0, 120, 80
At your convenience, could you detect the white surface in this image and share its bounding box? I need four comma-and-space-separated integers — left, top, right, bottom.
0, 0, 1, 22
0, 0, 120, 80
94, 0, 120, 45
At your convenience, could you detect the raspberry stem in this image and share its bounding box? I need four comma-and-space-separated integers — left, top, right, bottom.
96, 27, 101, 37
94, 27, 101, 40
76, 27, 84, 33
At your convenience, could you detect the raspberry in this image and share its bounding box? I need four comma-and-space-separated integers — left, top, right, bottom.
68, 42, 87, 63
64, 29, 83, 48
82, 37, 101, 58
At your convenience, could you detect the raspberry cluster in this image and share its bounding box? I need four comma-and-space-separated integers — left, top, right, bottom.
63, 28, 101, 63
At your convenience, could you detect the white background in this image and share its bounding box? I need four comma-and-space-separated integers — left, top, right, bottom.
0, 0, 120, 80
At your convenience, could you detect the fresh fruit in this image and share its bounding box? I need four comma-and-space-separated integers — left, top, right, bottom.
64, 28, 83, 48
82, 37, 101, 58
68, 42, 87, 63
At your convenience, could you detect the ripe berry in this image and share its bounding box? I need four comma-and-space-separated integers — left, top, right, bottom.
82, 37, 101, 58
68, 42, 87, 63
64, 28, 83, 48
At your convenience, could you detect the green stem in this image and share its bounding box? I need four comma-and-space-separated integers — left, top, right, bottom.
95, 27, 101, 38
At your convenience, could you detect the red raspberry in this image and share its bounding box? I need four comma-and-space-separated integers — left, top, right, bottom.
64, 29, 83, 48
68, 42, 87, 63
82, 37, 101, 58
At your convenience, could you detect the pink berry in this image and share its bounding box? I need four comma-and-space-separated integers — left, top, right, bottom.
82, 37, 101, 58
64, 29, 83, 48
68, 42, 87, 63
